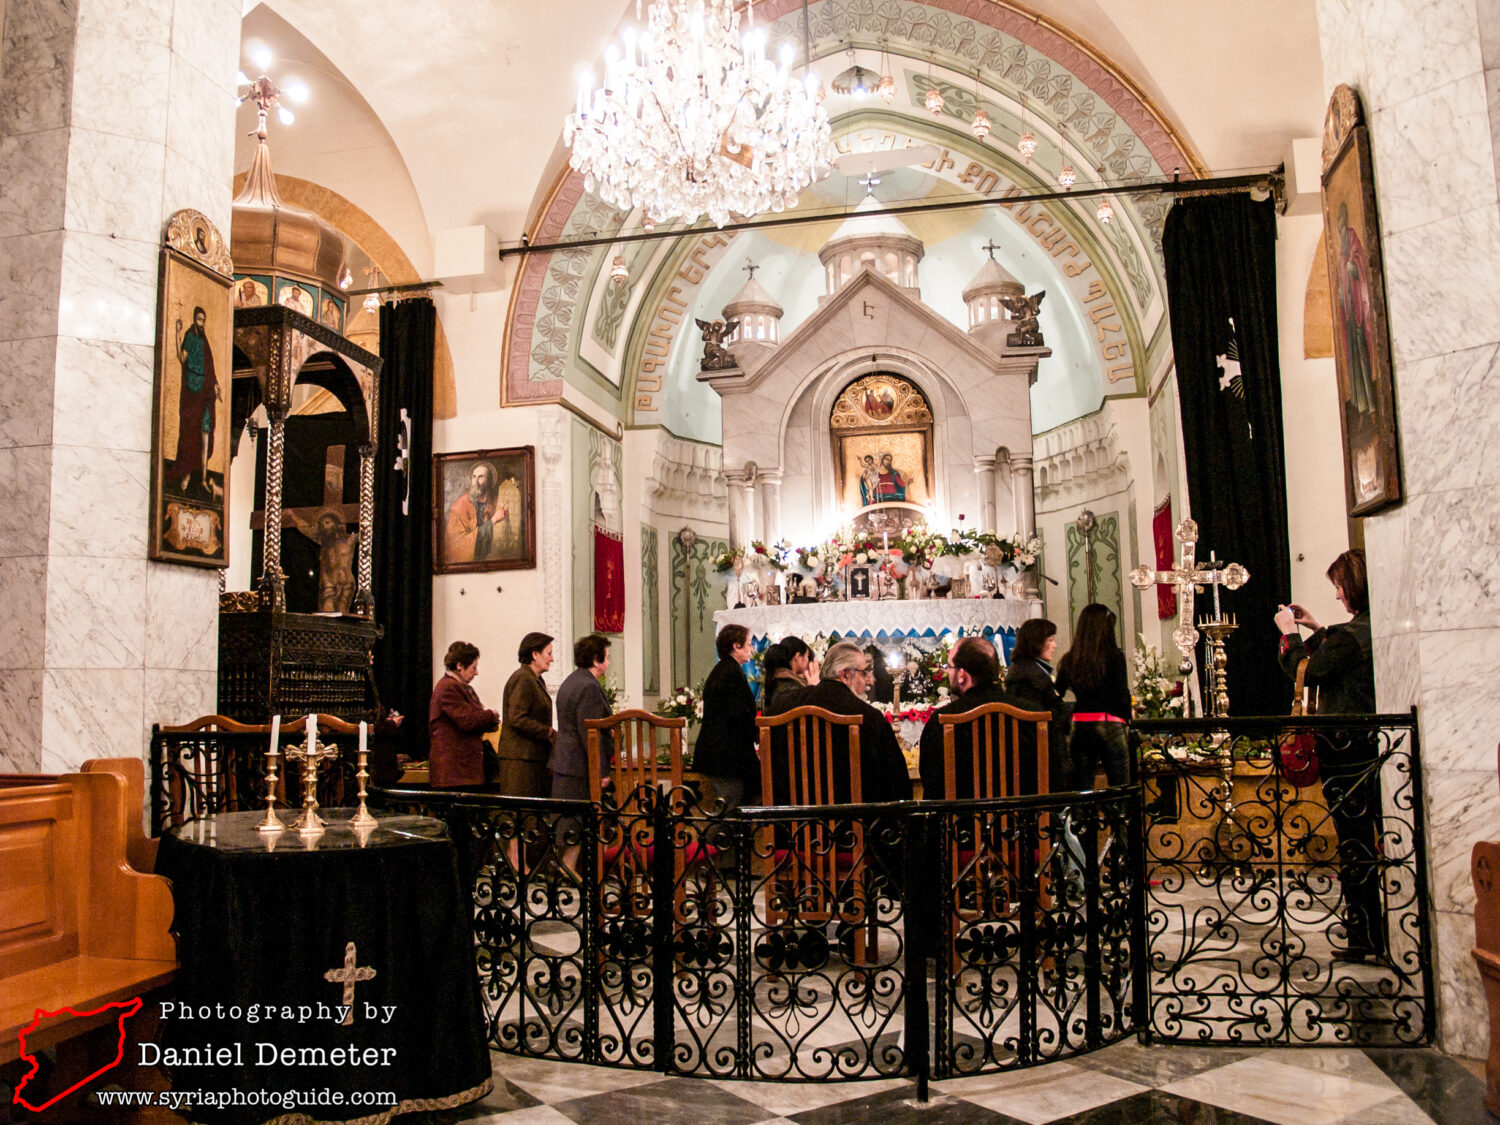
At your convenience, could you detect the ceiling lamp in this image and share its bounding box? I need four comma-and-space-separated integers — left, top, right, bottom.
610, 254, 629, 287
1017, 130, 1037, 161
832, 47, 876, 97
1096, 196, 1113, 223
1059, 164, 1076, 190
925, 85, 944, 114
877, 41, 896, 104
969, 71, 989, 139
564, 0, 833, 227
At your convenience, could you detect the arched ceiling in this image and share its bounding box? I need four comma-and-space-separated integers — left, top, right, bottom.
250, 0, 1324, 239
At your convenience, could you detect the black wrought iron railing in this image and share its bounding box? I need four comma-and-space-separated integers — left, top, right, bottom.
1133, 709, 1431, 1047
375, 782, 1144, 1090
150, 708, 1431, 1077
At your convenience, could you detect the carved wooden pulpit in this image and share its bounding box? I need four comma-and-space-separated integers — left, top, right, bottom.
218, 304, 383, 723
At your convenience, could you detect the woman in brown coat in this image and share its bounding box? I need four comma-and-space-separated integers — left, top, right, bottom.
428, 640, 500, 788
496, 632, 555, 797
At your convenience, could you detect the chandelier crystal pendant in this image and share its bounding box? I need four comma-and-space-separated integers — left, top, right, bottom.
562, 0, 834, 228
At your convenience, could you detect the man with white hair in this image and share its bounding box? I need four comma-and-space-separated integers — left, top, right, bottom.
764, 640, 911, 805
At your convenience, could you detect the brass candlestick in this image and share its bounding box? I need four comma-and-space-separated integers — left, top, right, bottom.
349, 724, 377, 829
1199, 615, 1238, 719
256, 718, 285, 834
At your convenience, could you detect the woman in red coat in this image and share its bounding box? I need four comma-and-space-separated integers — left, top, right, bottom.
429, 640, 500, 788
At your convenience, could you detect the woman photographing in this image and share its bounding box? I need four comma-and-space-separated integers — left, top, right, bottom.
1275, 548, 1383, 961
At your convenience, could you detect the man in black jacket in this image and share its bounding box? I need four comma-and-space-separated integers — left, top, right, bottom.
919, 637, 1038, 799
763, 641, 912, 806
693, 625, 759, 809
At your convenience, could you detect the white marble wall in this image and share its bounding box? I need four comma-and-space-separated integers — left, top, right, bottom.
1316, 0, 1500, 1058
0, 0, 239, 774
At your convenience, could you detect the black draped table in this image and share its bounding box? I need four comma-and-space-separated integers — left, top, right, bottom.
155, 810, 490, 1124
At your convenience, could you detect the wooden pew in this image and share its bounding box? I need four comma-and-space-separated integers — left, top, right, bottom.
0, 758, 176, 1066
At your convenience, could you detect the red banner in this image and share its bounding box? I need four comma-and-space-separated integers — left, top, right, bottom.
593, 524, 625, 633
1153, 498, 1177, 619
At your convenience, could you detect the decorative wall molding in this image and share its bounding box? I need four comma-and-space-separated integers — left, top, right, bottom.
642, 432, 730, 526
538, 407, 567, 689
1034, 408, 1132, 511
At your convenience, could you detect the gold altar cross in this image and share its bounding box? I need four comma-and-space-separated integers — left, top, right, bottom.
250, 444, 360, 534
324, 941, 376, 1025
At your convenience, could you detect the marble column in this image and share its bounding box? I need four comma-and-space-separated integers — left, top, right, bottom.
973, 456, 999, 533
758, 469, 783, 547
538, 408, 568, 692
723, 469, 749, 549
1010, 454, 1038, 596
1316, 0, 1500, 1057
0, 0, 242, 772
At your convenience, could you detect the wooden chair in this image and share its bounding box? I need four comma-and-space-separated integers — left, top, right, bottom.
755, 706, 879, 964
151, 712, 363, 831
585, 710, 694, 915
937, 702, 1053, 943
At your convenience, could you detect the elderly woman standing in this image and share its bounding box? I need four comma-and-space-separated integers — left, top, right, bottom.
496, 631, 555, 797
429, 640, 500, 789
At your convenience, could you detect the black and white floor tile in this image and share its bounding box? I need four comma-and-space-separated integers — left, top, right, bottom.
426, 1043, 1490, 1125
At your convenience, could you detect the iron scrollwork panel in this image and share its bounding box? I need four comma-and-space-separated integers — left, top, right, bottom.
1137, 714, 1431, 1047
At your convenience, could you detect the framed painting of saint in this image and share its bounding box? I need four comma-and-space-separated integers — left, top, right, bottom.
1320, 84, 1402, 516
149, 210, 235, 567
433, 446, 536, 573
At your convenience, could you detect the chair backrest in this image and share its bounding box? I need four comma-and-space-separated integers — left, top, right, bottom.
755, 706, 864, 807
938, 700, 1052, 800
585, 710, 685, 805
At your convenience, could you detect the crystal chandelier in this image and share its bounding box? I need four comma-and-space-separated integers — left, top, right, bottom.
563, 0, 834, 228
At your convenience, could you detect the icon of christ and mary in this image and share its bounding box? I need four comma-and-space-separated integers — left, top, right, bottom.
858, 452, 908, 507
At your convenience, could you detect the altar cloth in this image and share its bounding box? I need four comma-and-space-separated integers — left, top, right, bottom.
714, 597, 1041, 644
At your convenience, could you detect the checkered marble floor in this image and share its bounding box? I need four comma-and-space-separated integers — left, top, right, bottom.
427, 1042, 1489, 1125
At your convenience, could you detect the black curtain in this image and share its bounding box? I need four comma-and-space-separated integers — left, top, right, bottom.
1162, 195, 1291, 717
373, 298, 436, 758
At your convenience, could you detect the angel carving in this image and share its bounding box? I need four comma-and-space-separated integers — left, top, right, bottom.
999, 290, 1046, 347
696, 317, 740, 371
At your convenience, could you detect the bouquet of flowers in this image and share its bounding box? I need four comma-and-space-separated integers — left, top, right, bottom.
712, 546, 746, 573
655, 684, 704, 726
1133, 636, 1185, 719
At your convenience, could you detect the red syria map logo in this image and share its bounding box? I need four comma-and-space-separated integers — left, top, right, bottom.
12, 996, 142, 1112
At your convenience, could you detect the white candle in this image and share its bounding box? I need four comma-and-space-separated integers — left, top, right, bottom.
358, 720, 368, 757
307, 712, 317, 755
269, 714, 281, 756
883, 531, 890, 554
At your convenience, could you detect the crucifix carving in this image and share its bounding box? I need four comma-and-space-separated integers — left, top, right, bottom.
251, 445, 361, 613
743, 259, 760, 282
323, 941, 376, 1025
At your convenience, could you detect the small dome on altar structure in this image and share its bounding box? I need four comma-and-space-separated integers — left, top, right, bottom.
817, 197, 924, 298
723, 271, 784, 347
963, 254, 1024, 330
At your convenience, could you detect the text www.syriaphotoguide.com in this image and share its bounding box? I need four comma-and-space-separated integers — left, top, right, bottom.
93, 1088, 397, 1112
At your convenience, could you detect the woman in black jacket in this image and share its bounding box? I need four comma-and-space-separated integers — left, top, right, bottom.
1055, 604, 1131, 789
1004, 617, 1070, 789
693, 624, 759, 809
1275, 548, 1382, 960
